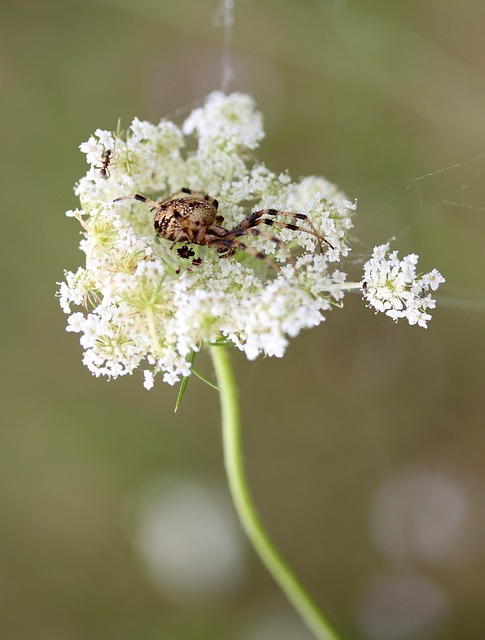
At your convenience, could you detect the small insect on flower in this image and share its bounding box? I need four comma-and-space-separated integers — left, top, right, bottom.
97, 149, 113, 179
177, 245, 195, 259
114, 187, 333, 265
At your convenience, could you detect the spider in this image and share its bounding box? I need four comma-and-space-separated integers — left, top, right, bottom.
114, 187, 333, 266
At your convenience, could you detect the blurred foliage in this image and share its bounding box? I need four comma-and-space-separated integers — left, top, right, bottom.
1, 0, 485, 638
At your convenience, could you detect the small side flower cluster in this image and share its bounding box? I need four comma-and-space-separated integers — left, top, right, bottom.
57, 92, 444, 388
362, 243, 445, 327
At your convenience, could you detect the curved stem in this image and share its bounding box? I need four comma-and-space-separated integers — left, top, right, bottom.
210, 344, 342, 640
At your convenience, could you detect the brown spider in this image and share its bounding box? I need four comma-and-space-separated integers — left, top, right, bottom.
114, 187, 333, 265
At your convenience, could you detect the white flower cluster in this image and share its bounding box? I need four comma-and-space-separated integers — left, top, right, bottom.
362, 243, 445, 328
57, 92, 443, 389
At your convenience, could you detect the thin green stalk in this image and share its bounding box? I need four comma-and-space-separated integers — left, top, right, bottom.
210, 345, 342, 640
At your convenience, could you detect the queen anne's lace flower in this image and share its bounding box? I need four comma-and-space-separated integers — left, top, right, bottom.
362, 243, 445, 328
58, 92, 444, 388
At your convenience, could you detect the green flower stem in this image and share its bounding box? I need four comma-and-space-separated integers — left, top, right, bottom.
210, 344, 342, 640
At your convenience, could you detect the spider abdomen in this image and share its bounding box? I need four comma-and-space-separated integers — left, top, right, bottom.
154, 197, 217, 244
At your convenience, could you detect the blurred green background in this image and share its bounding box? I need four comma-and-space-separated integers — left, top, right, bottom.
1, 0, 485, 638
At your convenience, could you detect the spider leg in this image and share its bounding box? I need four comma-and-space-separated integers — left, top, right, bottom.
232, 209, 334, 251
113, 193, 161, 208
113, 193, 185, 235
208, 237, 281, 272
221, 227, 293, 262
